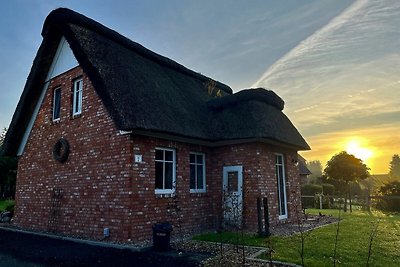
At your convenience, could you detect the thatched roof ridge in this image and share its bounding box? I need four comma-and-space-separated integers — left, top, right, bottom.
208, 97, 309, 148
208, 88, 284, 111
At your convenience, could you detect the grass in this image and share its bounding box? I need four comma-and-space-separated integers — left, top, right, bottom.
193, 209, 400, 266
0, 199, 15, 211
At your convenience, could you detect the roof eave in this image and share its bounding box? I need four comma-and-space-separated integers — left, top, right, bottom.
130, 129, 310, 150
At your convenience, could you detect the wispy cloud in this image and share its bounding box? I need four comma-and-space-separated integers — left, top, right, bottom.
255, 1, 400, 122
253, 0, 400, 172
149, 0, 352, 91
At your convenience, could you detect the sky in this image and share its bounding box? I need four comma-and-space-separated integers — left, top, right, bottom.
1, 0, 399, 174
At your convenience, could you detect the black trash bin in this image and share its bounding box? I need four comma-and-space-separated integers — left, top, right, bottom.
152, 222, 173, 251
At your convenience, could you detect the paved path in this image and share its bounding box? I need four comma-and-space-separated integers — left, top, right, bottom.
0, 227, 209, 267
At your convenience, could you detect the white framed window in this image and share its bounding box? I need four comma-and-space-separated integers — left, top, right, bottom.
155, 148, 176, 194
72, 78, 83, 116
190, 152, 206, 193
275, 154, 288, 220
52, 87, 61, 121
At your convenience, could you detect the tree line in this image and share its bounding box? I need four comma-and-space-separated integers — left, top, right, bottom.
0, 128, 17, 199
304, 152, 400, 212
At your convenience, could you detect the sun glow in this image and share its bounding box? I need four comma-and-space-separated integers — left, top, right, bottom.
345, 139, 373, 162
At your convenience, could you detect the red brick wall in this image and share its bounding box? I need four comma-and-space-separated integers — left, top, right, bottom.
15, 66, 302, 244
15, 67, 133, 241
129, 136, 217, 241
210, 143, 302, 230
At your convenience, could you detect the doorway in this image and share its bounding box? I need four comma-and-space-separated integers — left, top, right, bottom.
222, 166, 243, 227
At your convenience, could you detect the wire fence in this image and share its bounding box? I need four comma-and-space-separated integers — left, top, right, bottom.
301, 194, 400, 212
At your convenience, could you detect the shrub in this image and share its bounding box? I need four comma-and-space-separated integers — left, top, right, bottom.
5, 203, 14, 212
0, 200, 15, 212
322, 183, 335, 195
376, 181, 400, 212
301, 184, 323, 195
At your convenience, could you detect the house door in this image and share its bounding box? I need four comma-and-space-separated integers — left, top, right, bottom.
222, 166, 243, 227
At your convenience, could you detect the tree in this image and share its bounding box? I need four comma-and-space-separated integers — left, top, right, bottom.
324, 151, 370, 212
389, 154, 400, 181
0, 156, 17, 198
0, 127, 6, 148
306, 160, 323, 183
0, 127, 17, 199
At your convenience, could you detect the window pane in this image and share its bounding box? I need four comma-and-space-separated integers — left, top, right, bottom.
78, 88, 82, 111
154, 148, 175, 193
228, 171, 238, 193
190, 165, 196, 189
53, 88, 61, 120
165, 150, 173, 161
275, 156, 286, 217
197, 154, 203, 164
75, 91, 79, 113
165, 162, 173, 189
155, 162, 163, 189
197, 166, 204, 189
73, 79, 83, 115
279, 172, 285, 215
155, 149, 163, 160
190, 154, 195, 164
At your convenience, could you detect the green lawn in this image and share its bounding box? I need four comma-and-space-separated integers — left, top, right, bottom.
194, 209, 400, 266
0, 199, 15, 211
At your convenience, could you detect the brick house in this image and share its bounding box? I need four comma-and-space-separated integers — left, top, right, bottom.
1, 8, 310, 243
298, 155, 312, 185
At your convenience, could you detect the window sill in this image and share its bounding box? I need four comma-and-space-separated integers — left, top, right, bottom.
190, 189, 206, 194
155, 189, 175, 197
279, 215, 288, 220
71, 113, 82, 119
52, 119, 61, 124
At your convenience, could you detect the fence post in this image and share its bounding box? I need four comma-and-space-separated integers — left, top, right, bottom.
263, 197, 271, 236
319, 194, 323, 209
366, 190, 371, 212
257, 197, 263, 236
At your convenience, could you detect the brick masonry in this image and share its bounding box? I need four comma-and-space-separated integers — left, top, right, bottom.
14, 66, 302, 244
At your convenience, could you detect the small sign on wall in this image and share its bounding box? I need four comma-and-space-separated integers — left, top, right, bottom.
134, 154, 143, 163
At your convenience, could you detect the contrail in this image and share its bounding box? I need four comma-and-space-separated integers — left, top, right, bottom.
251, 0, 367, 88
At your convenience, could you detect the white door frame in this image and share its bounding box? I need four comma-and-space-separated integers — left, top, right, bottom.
222, 166, 243, 226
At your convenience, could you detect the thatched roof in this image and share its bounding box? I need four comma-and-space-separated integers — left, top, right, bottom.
1, 8, 309, 156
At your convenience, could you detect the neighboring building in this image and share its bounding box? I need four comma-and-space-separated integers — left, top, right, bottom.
298, 154, 312, 185
1, 8, 310, 243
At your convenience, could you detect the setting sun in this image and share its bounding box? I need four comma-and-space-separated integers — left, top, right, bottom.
345, 139, 373, 162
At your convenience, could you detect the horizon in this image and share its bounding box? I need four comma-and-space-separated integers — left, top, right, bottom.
1, 0, 399, 174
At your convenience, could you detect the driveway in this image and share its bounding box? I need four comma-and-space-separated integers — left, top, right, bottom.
0, 227, 209, 267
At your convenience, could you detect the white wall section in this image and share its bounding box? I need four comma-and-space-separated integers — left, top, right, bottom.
46, 36, 78, 82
